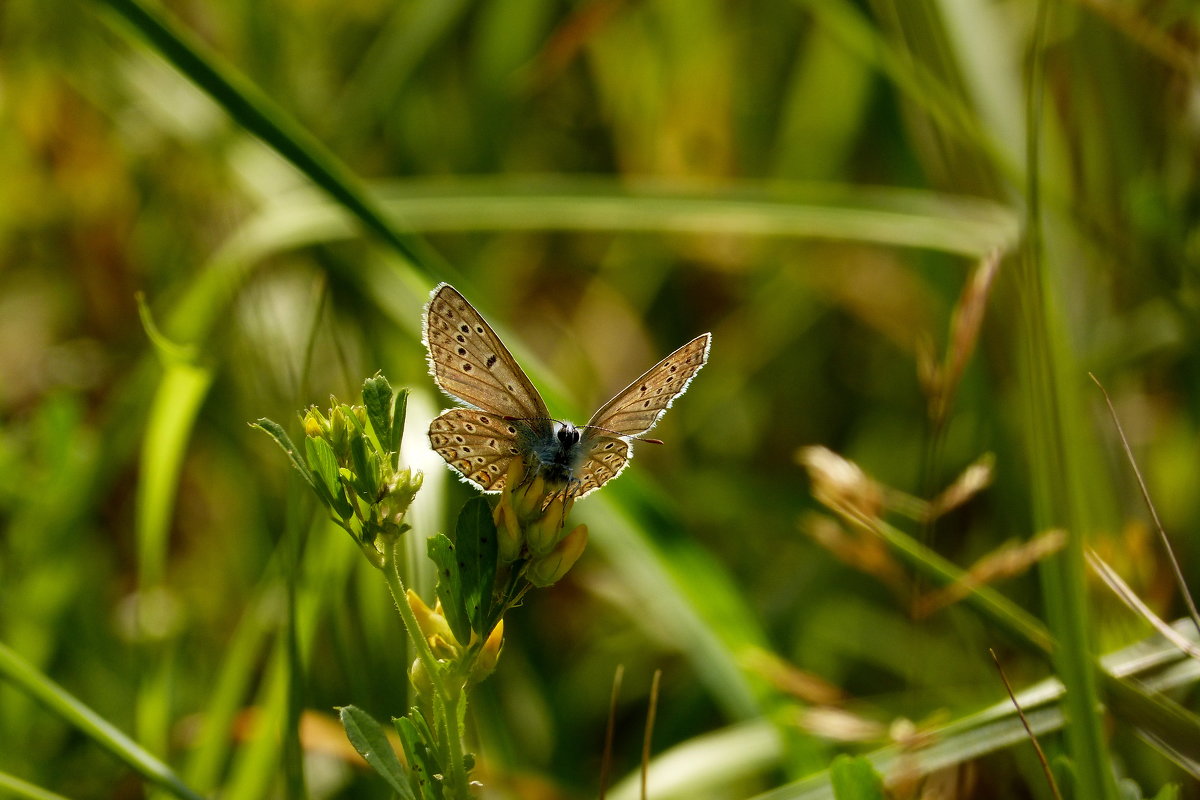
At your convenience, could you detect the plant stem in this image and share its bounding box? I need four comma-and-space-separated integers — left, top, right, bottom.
379, 539, 472, 797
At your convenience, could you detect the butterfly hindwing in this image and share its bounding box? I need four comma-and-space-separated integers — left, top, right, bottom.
572, 434, 632, 499
424, 284, 550, 421
428, 408, 527, 491
585, 333, 711, 437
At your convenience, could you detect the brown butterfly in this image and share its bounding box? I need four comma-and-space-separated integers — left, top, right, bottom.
423, 284, 710, 499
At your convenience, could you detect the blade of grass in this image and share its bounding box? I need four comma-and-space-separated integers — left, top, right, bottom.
85, 0, 441, 278
745, 619, 1200, 800
1088, 552, 1200, 662
135, 299, 215, 765
1014, 0, 1116, 795
833, 493, 1200, 767
0, 771, 73, 800
373, 177, 1018, 256
0, 643, 205, 800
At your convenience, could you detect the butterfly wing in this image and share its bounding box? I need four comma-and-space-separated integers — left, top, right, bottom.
584, 333, 711, 437
570, 435, 632, 500
429, 408, 528, 492
569, 332, 710, 497
423, 283, 550, 421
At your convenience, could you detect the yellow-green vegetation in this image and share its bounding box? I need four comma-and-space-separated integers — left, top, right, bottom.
1, 1, 1198, 798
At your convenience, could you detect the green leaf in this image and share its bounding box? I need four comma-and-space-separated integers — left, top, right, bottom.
304, 437, 352, 520
362, 374, 394, 451
1103, 674, 1200, 776
394, 714, 444, 800
830, 755, 885, 800
454, 497, 498, 638
427, 534, 470, 646
251, 418, 316, 491
390, 388, 410, 468
338, 706, 415, 800
348, 428, 378, 501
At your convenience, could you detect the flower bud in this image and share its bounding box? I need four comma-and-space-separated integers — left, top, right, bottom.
525, 493, 570, 556
469, 620, 504, 685
380, 468, 422, 524
493, 496, 523, 562
409, 657, 434, 698
513, 470, 546, 521
407, 590, 456, 650
302, 407, 328, 438
330, 406, 351, 459
528, 524, 588, 587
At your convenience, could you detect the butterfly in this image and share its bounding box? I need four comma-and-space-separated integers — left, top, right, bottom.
423, 283, 711, 500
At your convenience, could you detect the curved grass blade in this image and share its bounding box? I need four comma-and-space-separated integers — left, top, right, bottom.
0, 642, 205, 800
0, 771, 73, 800
87, 0, 438, 276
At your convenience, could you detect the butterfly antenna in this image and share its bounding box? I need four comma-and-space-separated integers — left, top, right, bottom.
504, 415, 564, 425
504, 416, 663, 444
579, 423, 664, 445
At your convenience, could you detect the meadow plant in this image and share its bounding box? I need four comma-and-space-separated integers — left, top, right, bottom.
255, 374, 587, 798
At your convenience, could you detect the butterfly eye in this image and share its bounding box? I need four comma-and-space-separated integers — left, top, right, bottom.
557, 427, 580, 446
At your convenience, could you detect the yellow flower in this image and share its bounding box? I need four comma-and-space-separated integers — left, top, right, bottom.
525, 492, 575, 556
493, 495, 523, 563
406, 590, 458, 659
469, 620, 504, 685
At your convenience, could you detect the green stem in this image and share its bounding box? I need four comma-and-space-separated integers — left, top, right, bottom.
378, 539, 472, 797
439, 686, 470, 798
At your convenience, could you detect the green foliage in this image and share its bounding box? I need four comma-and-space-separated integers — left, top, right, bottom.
395, 712, 446, 800
428, 533, 471, 647
452, 497, 499, 639
2, 0, 1199, 797
339, 705, 415, 800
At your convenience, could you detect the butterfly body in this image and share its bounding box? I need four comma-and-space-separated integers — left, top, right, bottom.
424, 284, 709, 499
529, 422, 581, 486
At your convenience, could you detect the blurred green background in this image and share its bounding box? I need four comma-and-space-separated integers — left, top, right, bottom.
1, 0, 1199, 797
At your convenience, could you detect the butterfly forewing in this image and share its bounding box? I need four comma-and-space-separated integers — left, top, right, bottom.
585, 333, 711, 437
429, 408, 527, 491
424, 284, 550, 421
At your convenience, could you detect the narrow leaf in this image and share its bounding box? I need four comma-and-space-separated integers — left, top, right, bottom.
395, 714, 444, 799
427, 534, 470, 645
390, 388, 410, 468
305, 436, 340, 498
349, 429, 378, 501
1103, 675, 1200, 777
454, 497, 498, 637
362, 374, 394, 451
251, 418, 316, 491
339, 706, 415, 800
0, 643, 205, 800
304, 436, 351, 519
